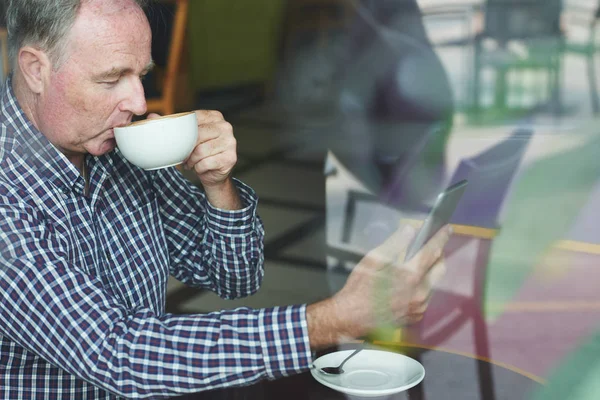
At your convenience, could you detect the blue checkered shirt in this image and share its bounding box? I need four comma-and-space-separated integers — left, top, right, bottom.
0, 79, 312, 398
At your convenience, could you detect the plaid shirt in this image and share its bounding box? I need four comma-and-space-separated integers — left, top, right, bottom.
0, 79, 312, 399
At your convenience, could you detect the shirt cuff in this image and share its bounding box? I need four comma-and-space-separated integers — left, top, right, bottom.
204, 178, 260, 236
258, 305, 313, 379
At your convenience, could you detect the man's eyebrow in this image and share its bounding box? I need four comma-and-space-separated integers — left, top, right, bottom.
94, 61, 155, 80
94, 67, 129, 81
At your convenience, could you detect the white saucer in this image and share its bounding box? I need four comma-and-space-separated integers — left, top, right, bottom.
310, 349, 425, 398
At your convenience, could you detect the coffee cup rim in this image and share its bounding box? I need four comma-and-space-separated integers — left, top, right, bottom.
125, 111, 196, 127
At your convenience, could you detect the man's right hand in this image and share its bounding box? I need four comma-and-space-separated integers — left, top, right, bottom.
306, 223, 451, 349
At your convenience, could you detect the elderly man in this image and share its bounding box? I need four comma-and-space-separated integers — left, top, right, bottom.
0, 0, 449, 398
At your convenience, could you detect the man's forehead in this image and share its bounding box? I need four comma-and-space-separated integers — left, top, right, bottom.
82, 0, 144, 15
67, 0, 151, 52
57, 0, 151, 77
73, 0, 149, 39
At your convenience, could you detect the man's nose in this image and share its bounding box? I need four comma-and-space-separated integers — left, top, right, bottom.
121, 77, 148, 116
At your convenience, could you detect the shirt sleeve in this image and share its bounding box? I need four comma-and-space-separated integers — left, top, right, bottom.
152, 169, 265, 299
0, 199, 312, 398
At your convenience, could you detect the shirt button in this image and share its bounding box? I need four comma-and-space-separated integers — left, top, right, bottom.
105, 251, 111, 262
235, 220, 244, 227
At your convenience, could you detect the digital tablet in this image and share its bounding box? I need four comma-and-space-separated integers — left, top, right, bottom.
404, 179, 468, 261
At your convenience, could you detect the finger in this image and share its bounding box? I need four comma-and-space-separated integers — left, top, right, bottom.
195, 110, 225, 125
365, 224, 417, 268
192, 152, 236, 177
408, 224, 452, 280
400, 309, 426, 325
405, 312, 426, 325
409, 300, 429, 318
195, 120, 233, 146
425, 259, 447, 289
186, 136, 236, 168
186, 137, 223, 166
405, 290, 431, 318
195, 124, 220, 144
147, 113, 161, 119
411, 286, 431, 310
400, 218, 424, 231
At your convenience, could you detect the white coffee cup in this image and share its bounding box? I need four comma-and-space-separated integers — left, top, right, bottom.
114, 111, 198, 170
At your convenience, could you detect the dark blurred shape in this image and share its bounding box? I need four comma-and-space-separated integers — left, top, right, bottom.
143, 1, 175, 99
340, 0, 454, 122
0, 3, 7, 80
0, 2, 5, 27
277, 0, 455, 212
145, 1, 176, 71
341, 0, 454, 211
143, 0, 190, 115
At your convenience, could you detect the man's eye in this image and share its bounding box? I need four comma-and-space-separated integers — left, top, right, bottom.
101, 79, 120, 86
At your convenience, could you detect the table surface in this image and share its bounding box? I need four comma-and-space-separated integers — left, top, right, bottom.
175, 345, 541, 400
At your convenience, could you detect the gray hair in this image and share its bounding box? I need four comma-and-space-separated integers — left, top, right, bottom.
6, 0, 149, 69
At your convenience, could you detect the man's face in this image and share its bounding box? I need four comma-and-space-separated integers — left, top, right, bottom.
37, 0, 153, 159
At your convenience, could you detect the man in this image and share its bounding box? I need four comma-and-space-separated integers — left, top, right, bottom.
0, 0, 450, 398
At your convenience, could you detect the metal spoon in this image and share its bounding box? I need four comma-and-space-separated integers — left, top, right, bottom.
319, 347, 363, 375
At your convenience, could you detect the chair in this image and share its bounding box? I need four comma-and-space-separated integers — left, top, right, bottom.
0, 28, 8, 80
561, 5, 600, 115
145, 0, 189, 116
403, 128, 532, 400
472, 0, 564, 116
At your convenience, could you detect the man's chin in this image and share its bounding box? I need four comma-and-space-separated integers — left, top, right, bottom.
88, 139, 117, 156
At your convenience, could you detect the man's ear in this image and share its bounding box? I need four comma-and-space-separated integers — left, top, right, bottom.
17, 47, 52, 94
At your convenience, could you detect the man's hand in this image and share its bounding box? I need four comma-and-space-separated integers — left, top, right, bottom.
149, 110, 242, 210
306, 223, 450, 349
183, 110, 237, 187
